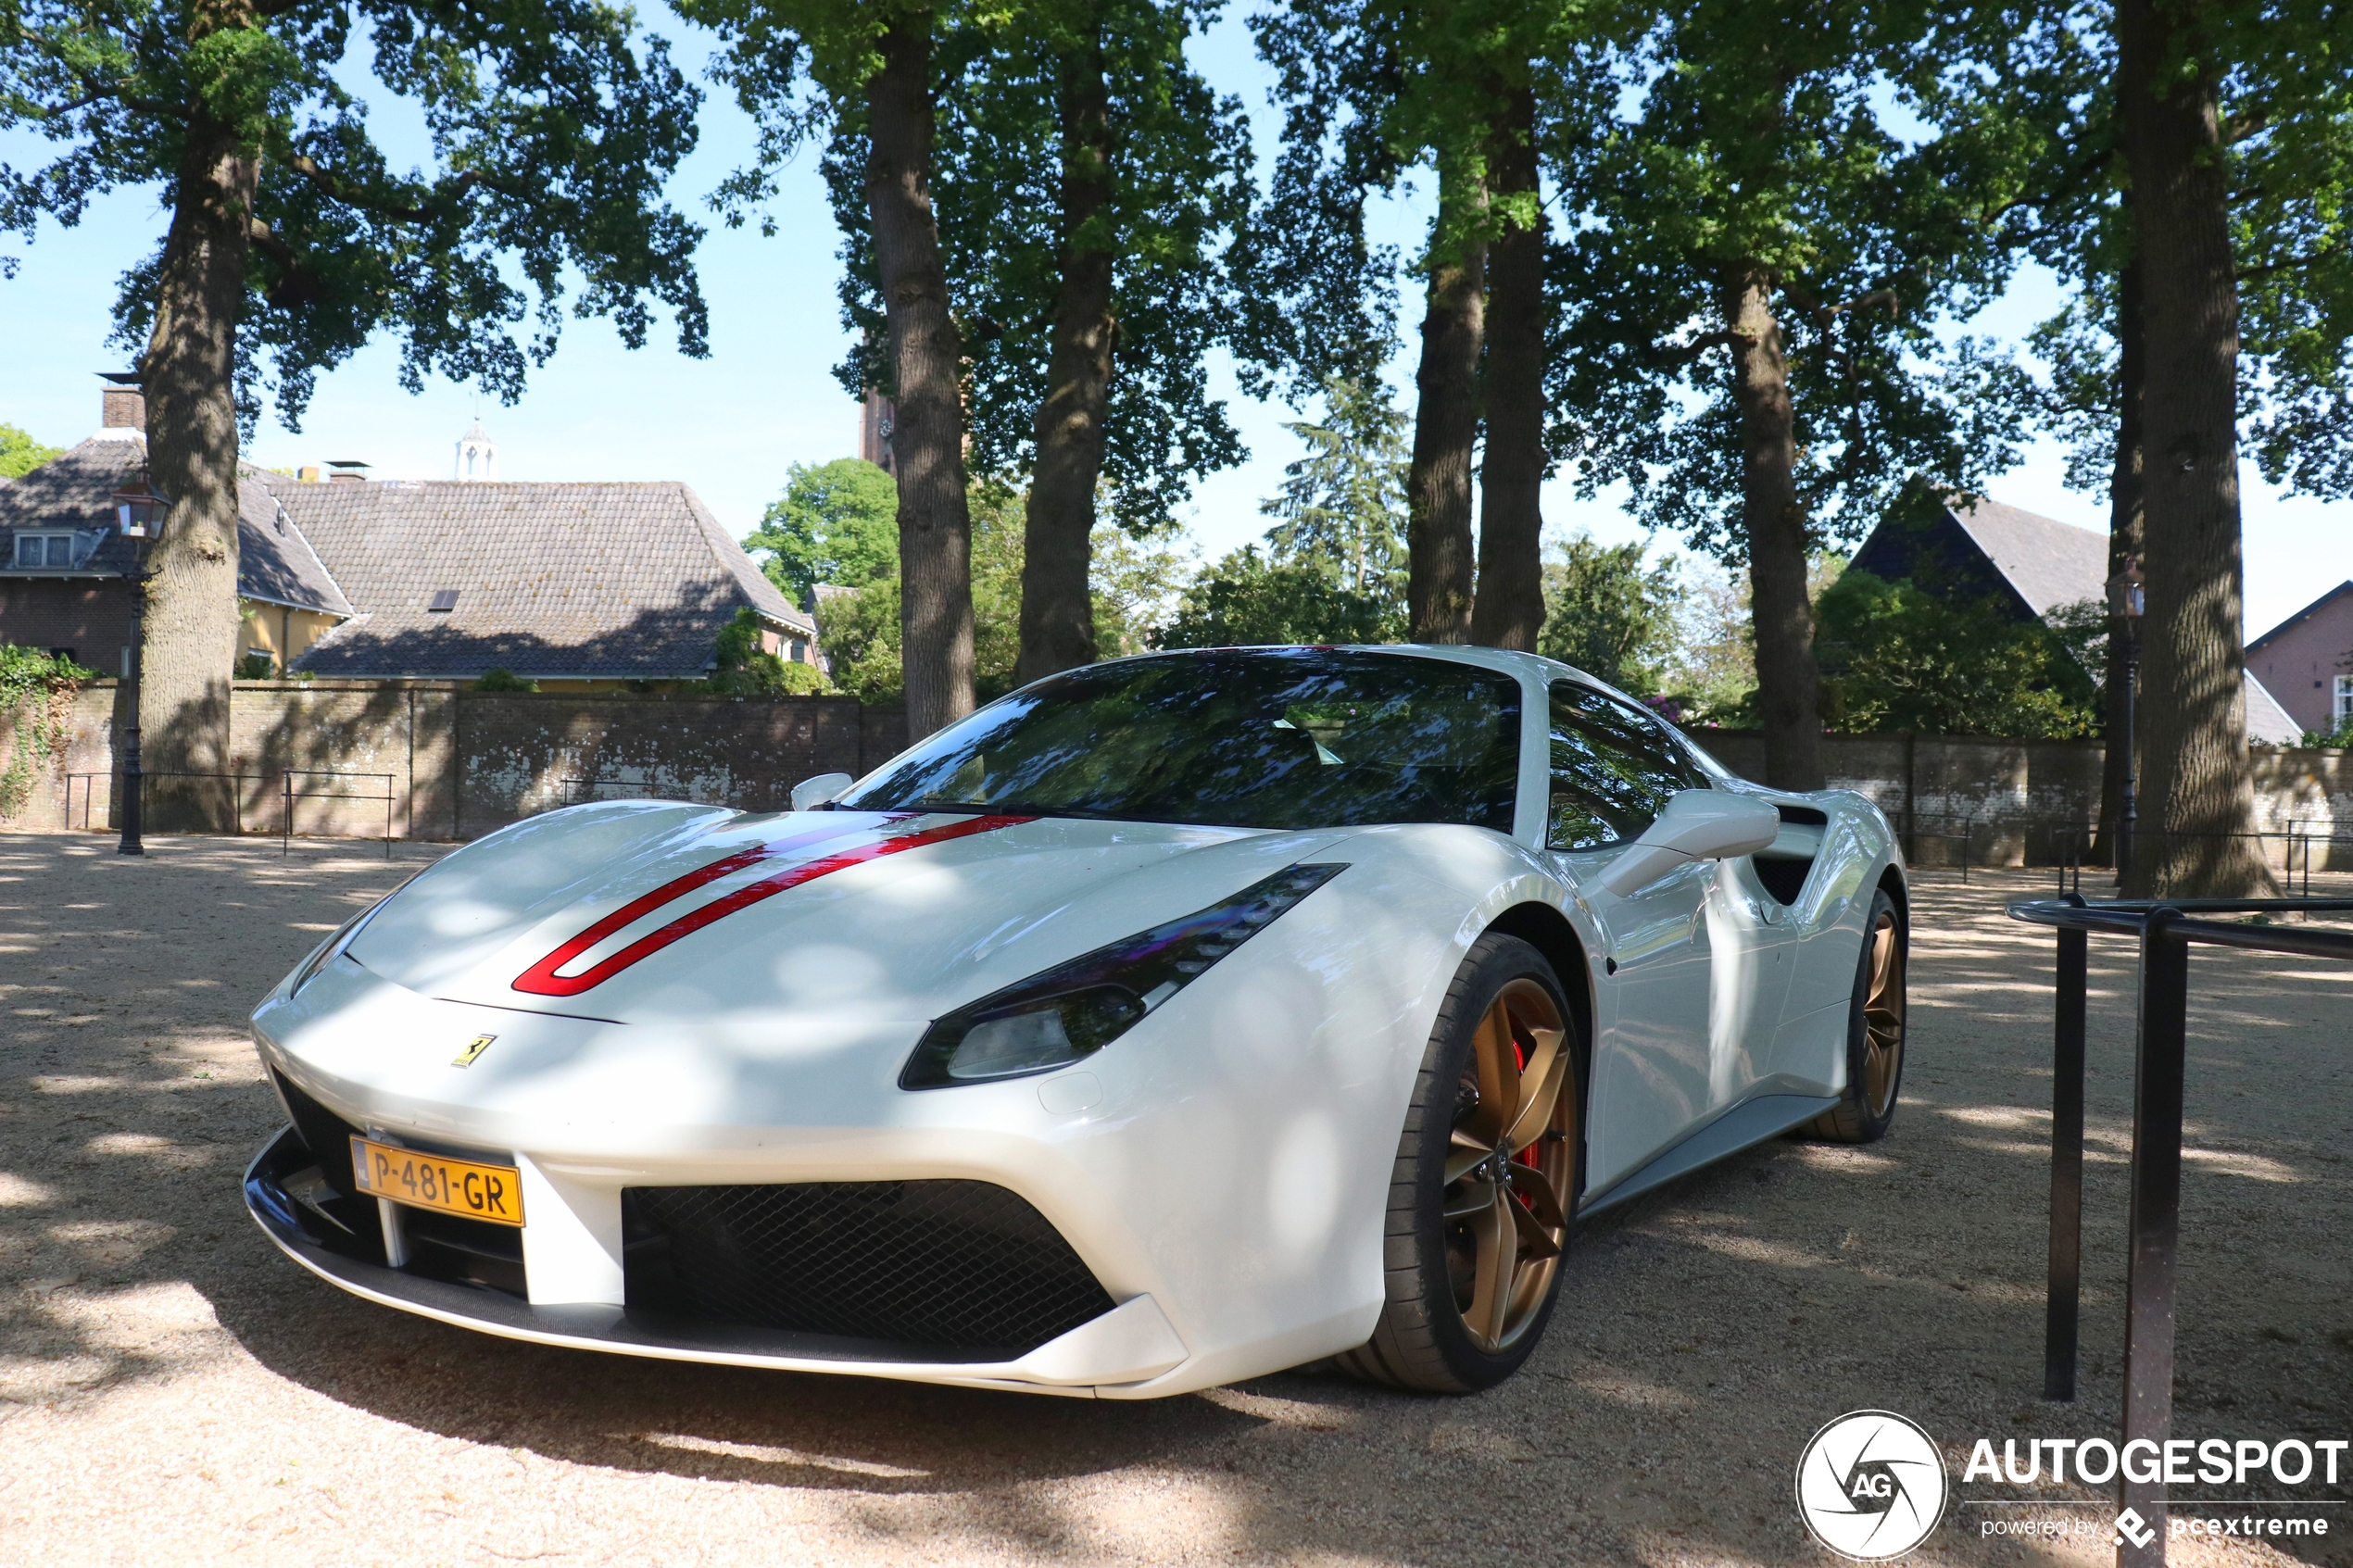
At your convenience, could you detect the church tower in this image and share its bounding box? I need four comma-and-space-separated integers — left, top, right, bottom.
455, 420, 498, 482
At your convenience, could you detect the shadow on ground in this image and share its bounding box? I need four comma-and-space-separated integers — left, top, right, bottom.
4, 842, 2348, 1566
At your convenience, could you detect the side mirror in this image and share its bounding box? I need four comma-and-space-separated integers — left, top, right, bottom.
790, 772, 852, 811
1598, 790, 1782, 897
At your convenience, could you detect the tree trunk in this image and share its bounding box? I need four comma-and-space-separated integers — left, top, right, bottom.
1016, 22, 1115, 684
867, 14, 975, 737
1406, 160, 1484, 645
2091, 257, 2145, 870
140, 105, 255, 832
2117, 0, 2271, 897
1470, 82, 1545, 654
1720, 265, 1824, 790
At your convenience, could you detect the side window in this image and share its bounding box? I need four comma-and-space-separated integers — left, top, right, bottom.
1546, 682, 1706, 850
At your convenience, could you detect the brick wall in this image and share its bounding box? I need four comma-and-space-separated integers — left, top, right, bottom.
0, 580, 135, 675
6, 683, 2348, 863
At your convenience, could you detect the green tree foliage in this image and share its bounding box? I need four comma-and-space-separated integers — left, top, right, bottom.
685, 0, 981, 734
1091, 526, 1196, 658
0, 0, 707, 433
3, 0, 706, 797
1814, 570, 2101, 738
2026, 11, 2353, 504
0, 425, 61, 478
817, 482, 1026, 704
1153, 546, 1401, 649
473, 669, 539, 692
896, 0, 1252, 533
1537, 535, 1684, 697
1259, 374, 1408, 603
743, 458, 900, 601
1546, 0, 2044, 785
701, 607, 833, 695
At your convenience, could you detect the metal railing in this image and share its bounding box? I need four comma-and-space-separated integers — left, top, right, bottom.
282, 771, 395, 859
62, 771, 264, 833
2049, 824, 2352, 896
62, 769, 396, 857
2007, 893, 2353, 1566
1892, 809, 1976, 883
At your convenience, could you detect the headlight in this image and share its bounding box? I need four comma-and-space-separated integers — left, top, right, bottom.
284, 897, 391, 997
900, 861, 1347, 1089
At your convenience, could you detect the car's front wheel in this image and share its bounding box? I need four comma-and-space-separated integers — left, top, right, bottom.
1338, 933, 1583, 1394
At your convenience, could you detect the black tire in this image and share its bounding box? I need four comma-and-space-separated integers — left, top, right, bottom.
1338, 933, 1583, 1394
1806, 887, 1907, 1144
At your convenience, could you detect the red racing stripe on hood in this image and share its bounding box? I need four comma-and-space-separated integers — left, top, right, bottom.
512, 814, 1034, 997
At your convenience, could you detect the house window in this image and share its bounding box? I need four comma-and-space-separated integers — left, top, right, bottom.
2335, 675, 2353, 723
427, 588, 459, 612
14, 533, 72, 568
789, 638, 808, 663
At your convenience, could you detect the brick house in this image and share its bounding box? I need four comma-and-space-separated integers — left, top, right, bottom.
2246, 581, 2353, 737
1, 390, 353, 674
0, 383, 817, 687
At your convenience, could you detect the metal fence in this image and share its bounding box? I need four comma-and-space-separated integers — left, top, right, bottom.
281, 771, 395, 859
2009, 893, 2353, 1566
63, 769, 396, 857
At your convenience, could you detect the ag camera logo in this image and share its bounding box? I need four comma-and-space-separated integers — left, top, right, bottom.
1796, 1411, 1949, 1560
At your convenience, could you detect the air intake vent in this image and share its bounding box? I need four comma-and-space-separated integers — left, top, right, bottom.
622, 1180, 1114, 1357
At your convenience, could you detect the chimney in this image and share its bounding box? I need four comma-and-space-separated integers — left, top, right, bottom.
99, 371, 145, 433
326, 459, 371, 483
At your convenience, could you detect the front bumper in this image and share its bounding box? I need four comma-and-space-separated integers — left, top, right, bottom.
244, 1124, 1189, 1396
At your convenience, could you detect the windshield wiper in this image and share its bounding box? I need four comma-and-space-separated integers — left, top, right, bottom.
896, 799, 1139, 823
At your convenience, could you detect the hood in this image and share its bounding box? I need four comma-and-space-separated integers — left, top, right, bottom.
346, 801, 1346, 1026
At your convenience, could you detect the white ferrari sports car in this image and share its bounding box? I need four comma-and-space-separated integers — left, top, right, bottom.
246, 645, 1908, 1398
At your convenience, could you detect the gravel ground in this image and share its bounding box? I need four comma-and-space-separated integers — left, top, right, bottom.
2, 831, 2348, 1568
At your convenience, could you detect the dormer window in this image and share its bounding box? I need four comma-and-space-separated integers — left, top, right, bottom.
12, 533, 77, 569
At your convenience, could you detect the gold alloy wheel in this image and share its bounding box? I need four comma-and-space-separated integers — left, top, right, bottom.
1862, 909, 1906, 1118
1443, 979, 1576, 1353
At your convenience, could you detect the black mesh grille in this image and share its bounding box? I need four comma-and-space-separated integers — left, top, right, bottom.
403, 1207, 526, 1298
622, 1181, 1114, 1356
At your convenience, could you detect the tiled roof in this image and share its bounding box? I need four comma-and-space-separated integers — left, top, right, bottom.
2245, 672, 2303, 745
275, 481, 812, 680
0, 433, 352, 616
1853, 492, 2296, 742
1943, 495, 2110, 619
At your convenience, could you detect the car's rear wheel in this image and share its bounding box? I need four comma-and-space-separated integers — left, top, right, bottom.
1339, 933, 1582, 1394
1806, 888, 1907, 1143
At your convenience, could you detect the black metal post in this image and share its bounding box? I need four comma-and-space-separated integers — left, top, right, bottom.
2118, 633, 2139, 884
117, 564, 147, 856
2045, 907, 2088, 1401
2118, 907, 2190, 1568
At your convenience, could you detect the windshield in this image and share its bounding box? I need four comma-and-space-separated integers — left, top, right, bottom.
837, 648, 1523, 833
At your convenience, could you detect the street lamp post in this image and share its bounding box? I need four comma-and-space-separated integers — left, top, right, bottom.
110, 469, 170, 857
2107, 558, 2145, 882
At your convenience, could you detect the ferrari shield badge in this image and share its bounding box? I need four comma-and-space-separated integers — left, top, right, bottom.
451, 1035, 497, 1068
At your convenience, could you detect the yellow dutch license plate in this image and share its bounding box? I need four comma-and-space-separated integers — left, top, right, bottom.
348, 1136, 524, 1227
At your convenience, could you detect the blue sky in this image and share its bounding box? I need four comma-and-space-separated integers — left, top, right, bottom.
2, 9, 2343, 639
